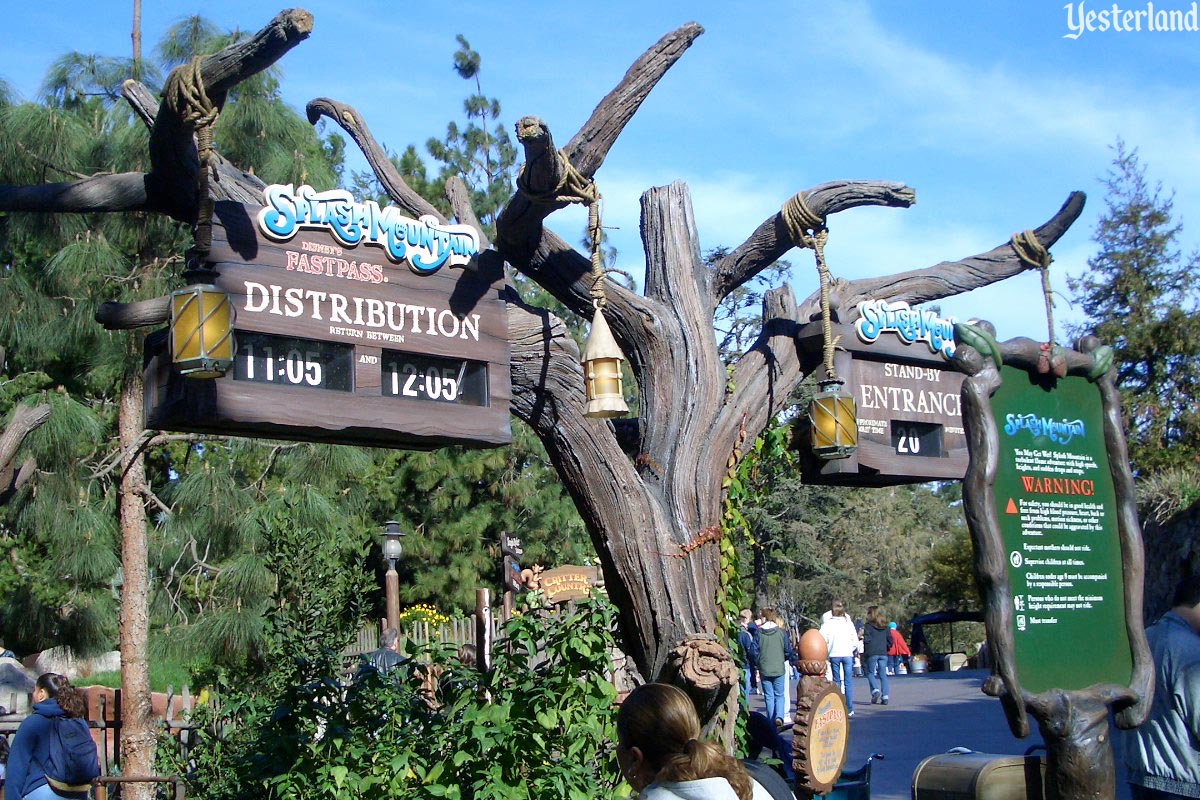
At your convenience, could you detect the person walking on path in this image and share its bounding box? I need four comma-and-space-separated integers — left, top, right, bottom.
863, 606, 891, 705
737, 610, 760, 699
754, 608, 797, 729
886, 622, 911, 676
1122, 573, 1200, 800
820, 600, 859, 715
6, 673, 97, 800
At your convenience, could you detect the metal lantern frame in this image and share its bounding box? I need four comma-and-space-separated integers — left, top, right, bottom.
581, 303, 629, 419
169, 271, 235, 379
808, 377, 859, 460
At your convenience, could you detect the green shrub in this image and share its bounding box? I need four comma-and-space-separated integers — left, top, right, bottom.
172, 594, 626, 800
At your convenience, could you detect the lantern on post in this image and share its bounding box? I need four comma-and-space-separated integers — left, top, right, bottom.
808, 377, 858, 459
781, 190, 858, 461
582, 303, 628, 418
381, 520, 405, 632
170, 269, 234, 378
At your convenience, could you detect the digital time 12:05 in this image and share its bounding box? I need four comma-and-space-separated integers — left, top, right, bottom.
234, 332, 353, 391
381, 350, 487, 406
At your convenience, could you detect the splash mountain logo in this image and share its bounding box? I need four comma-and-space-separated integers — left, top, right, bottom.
854, 299, 956, 358
1003, 414, 1086, 445
256, 184, 480, 275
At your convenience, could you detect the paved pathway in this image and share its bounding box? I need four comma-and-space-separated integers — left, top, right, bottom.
752, 668, 1135, 800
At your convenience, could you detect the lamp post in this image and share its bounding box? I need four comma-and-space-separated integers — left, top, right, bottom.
381, 520, 404, 632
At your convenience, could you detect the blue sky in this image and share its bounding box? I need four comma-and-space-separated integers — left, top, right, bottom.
3, 1, 1198, 341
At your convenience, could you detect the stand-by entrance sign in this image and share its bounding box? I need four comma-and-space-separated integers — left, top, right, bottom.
799, 300, 967, 485
145, 187, 511, 449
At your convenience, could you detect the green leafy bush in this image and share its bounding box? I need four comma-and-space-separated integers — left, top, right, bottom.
172, 594, 625, 800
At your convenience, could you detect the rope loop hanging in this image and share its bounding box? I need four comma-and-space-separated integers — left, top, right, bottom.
163, 57, 221, 263
1011, 229, 1056, 346
516, 148, 608, 308
781, 192, 839, 380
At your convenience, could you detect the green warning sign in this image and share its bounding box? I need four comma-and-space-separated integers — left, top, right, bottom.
990, 366, 1133, 693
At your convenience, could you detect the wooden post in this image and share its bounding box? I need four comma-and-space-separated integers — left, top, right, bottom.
475, 589, 492, 672
384, 565, 400, 632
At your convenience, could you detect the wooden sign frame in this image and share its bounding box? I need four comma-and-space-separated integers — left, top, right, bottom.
798, 309, 967, 486
952, 324, 1153, 798
791, 679, 849, 795
145, 199, 511, 449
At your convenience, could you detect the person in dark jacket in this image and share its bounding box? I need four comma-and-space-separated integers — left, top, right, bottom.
359, 628, 407, 679
862, 606, 891, 705
7, 672, 95, 800
753, 608, 797, 728
736, 610, 759, 699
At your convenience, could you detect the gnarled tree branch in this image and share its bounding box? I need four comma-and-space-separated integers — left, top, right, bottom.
306, 96, 445, 222
0, 9, 310, 222
710, 180, 917, 301
837, 191, 1086, 318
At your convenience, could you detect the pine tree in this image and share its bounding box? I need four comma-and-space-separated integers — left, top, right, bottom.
1068, 141, 1200, 474
425, 35, 516, 238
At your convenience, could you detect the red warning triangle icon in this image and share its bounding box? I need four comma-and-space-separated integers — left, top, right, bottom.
1005, 498, 1018, 514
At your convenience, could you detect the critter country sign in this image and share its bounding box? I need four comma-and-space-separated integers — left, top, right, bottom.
144, 190, 510, 449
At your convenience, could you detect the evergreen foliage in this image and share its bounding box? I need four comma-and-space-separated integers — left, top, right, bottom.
425, 36, 517, 237
1067, 141, 1200, 474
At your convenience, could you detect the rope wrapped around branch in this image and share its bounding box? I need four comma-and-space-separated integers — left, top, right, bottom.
1011, 229, 1056, 346
516, 147, 609, 308
782, 192, 838, 379
163, 57, 222, 260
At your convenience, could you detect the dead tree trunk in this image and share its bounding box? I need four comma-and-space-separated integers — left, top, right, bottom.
0, 9, 1087, 726
0, 402, 51, 506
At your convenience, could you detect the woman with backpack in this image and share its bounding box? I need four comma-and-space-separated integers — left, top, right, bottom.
7, 673, 99, 800
753, 608, 797, 730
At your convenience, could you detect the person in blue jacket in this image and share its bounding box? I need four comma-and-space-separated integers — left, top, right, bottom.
7, 673, 93, 800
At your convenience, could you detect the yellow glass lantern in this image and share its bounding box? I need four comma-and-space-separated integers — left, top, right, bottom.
170, 280, 235, 378
581, 305, 629, 418
808, 378, 857, 460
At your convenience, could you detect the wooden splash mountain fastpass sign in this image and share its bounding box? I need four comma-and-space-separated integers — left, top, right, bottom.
145, 185, 511, 449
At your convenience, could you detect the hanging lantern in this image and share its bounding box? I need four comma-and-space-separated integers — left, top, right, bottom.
581, 304, 629, 418
808, 378, 857, 460
169, 276, 235, 379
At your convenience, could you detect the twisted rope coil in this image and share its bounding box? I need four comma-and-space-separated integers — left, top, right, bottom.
1011, 229, 1056, 345
782, 192, 839, 379
516, 147, 609, 308
163, 58, 221, 260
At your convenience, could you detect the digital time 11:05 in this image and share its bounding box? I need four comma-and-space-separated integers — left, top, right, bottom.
234, 332, 353, 391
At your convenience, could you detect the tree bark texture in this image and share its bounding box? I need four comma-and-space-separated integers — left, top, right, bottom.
0, 404, 51, 506
118, 363, 154, 800
1, 10, 1091, 724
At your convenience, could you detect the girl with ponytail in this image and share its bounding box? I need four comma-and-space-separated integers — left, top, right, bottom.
615, 683, 763, 800
7, 673, 96, 799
